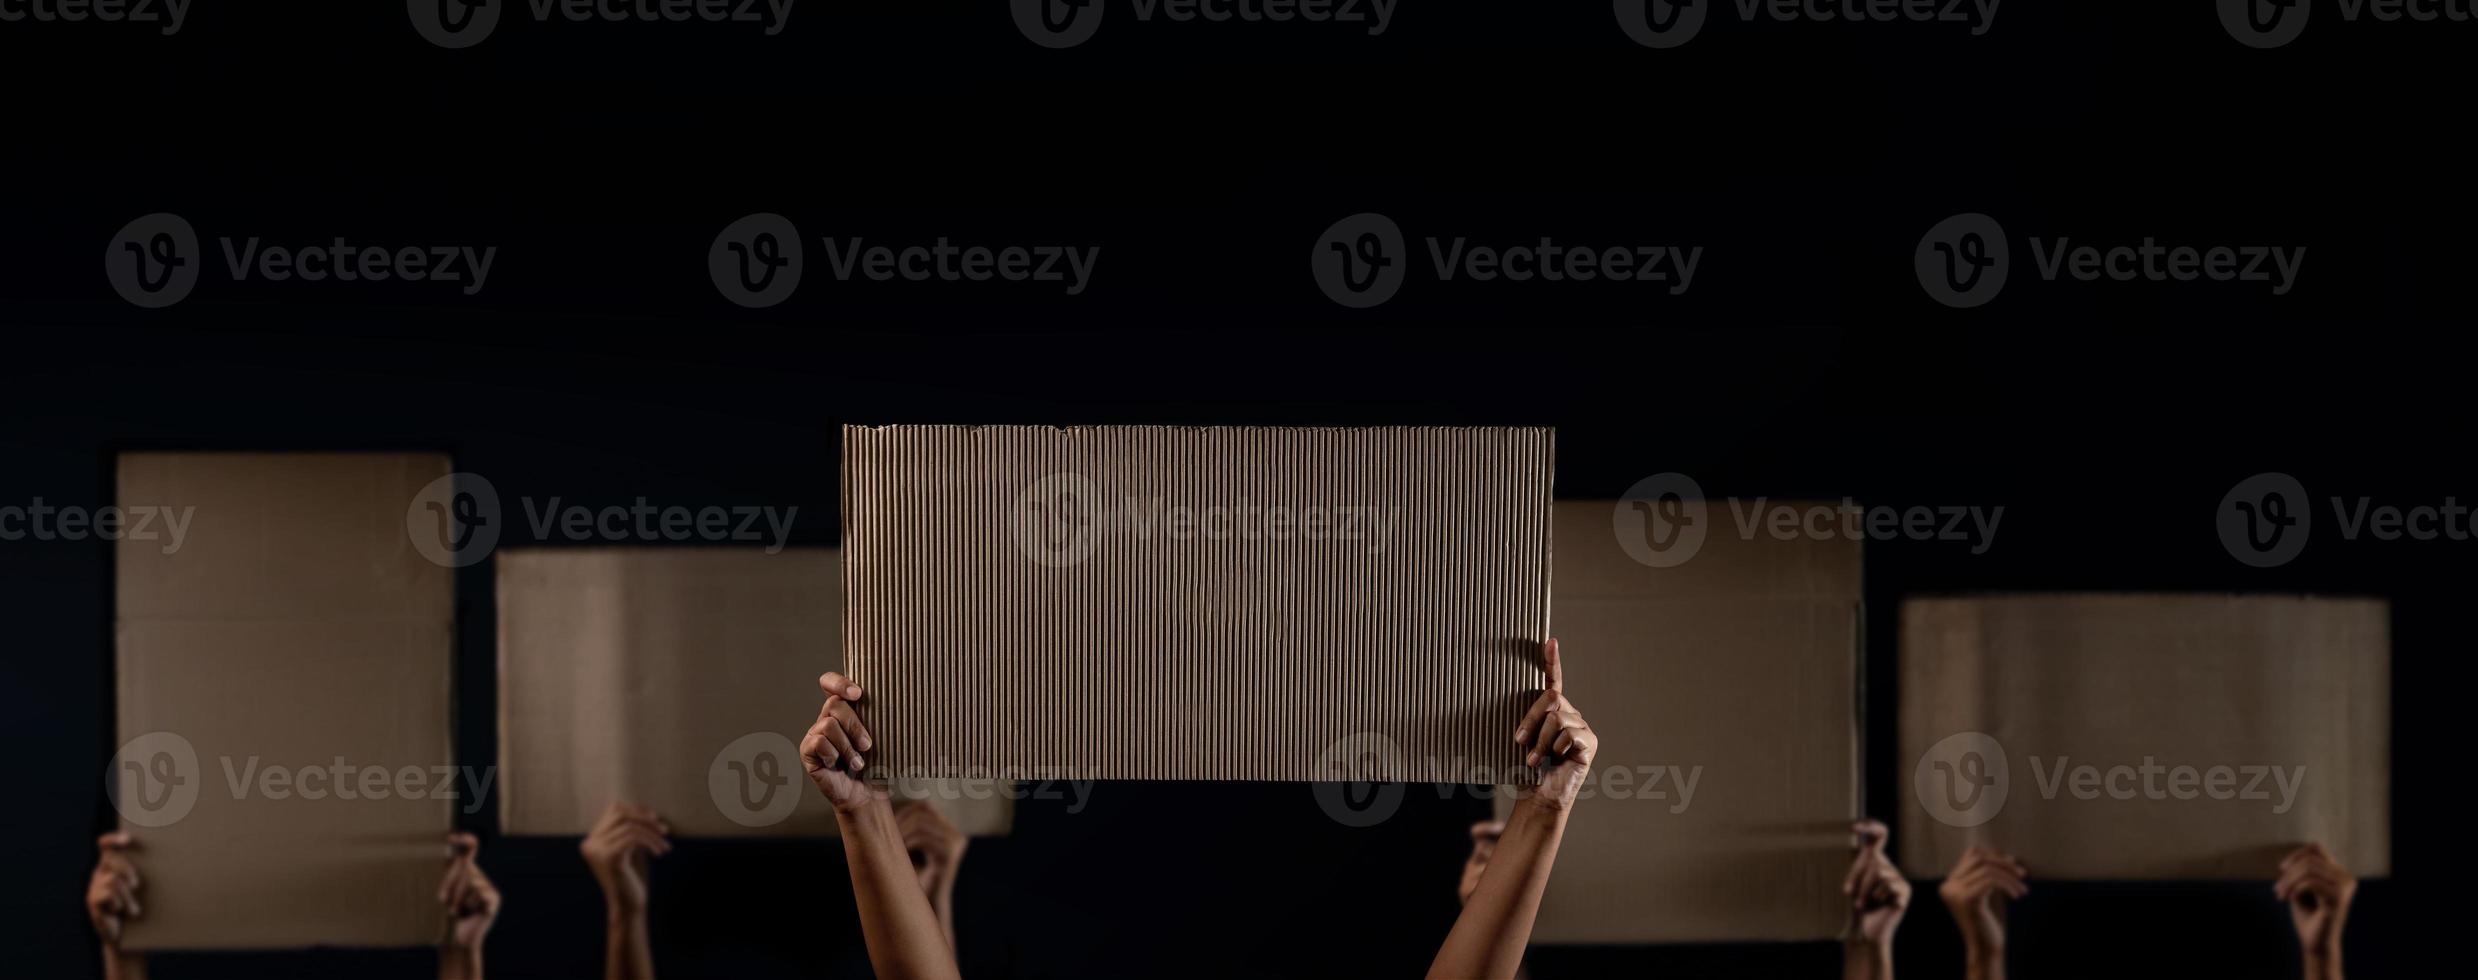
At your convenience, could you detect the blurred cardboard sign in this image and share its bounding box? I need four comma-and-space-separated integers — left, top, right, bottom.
114, 453, 455, 950
841, 424, 1555, 783
1899, 595, 2390, 879
1503, 500, 1862, 944
496, 548, 1012, 837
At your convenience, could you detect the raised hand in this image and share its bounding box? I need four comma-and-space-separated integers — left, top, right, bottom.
1512, 638, 1598, 810
802, 671, 887, 812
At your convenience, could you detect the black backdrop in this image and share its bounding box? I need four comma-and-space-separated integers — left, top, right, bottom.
1, 3, 2467, 978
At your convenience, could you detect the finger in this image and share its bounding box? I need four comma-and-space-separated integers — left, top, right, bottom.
114, 881, 142, 919
1528, 704, 1568, 766
819, 671, 864, 702
801, 722, 841, 776
830, 699, 873, 755
817, 715, 860, 772
1513, 688, 1559, 749
1542, 637, 1564, 693
447, 832, 480, 862
1853, 819, 1890, 856
98, 831, 136, 853
620, 825, 671, 858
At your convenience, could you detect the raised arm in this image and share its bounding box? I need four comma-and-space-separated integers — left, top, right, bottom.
1938, 845, 2025, 980
439, 832, 502, 980
803, 671, 961, 980
87, 832, 148, 980
2278, 842, 2356, 980
1427, 638, 1596, 980
582, 802, 670, 980
1843, 819, 1911, 980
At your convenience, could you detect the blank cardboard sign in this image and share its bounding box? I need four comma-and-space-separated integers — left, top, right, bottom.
1502, 500, 1862, 944
1900, 595, 2390, 880
496, 548, 1011, 837
114, 453, 454, 950
842, 425, 1554, 783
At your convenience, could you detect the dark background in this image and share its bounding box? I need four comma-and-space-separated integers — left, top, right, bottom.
1, 2, 2465, 977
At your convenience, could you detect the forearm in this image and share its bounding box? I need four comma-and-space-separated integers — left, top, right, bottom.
102, 949, 147, 980
439, 943, 483, 980
2303, 944, 2342, 980
1427, 796, 1569, 980
603, 907, 655, 980
1843, 940, 1892, 980
839, 801, 962, 980
1961, 942, 2004, 980
931, 867, 960, 954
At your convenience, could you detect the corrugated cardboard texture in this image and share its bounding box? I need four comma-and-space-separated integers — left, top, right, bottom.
497, 548, 1011, 837
1504, 500, 1860, 944
1900, 595, 2390, 880
843, 425, 1554, 783
115, 453, 454, 950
